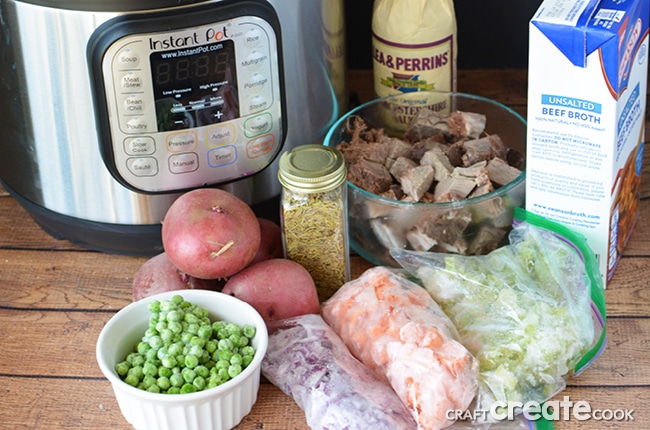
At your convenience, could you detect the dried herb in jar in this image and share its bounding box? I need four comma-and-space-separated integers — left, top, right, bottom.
278, 145, 350, 302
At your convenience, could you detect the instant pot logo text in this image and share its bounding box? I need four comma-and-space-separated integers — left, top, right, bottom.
149, 26, 229, 51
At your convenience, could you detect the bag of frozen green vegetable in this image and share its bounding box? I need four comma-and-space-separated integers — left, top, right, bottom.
390, 208, 606, 424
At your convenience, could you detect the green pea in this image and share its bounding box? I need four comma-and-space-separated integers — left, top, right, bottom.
148, 300, 161, 313
157, 376, 171, 391
242, 325, 256, 339
180, 383, 196, 394
184, 354, 199, 369
228, 364, 242, 378
115, 361, 131, 377
170, 372, 184, 388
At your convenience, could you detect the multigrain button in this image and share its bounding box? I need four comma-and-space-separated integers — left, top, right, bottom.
242, 50, 268, 70
127, 157, 158, 176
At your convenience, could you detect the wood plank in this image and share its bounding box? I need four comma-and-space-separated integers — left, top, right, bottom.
0, 376, 645, 430
0, 306, 646, 387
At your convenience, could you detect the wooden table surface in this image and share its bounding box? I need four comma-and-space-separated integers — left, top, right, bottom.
0, 69, 648, 429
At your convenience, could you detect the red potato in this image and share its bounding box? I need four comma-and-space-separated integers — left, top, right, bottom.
132, 252, 221, 301
162, 188, 261, 280
249, 217, 283, 266
222, 258, 320, 324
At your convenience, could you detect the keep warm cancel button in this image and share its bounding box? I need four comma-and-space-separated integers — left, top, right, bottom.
246, 134, 275, 159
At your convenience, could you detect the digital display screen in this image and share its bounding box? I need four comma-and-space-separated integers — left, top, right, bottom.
150, 40, 239, 132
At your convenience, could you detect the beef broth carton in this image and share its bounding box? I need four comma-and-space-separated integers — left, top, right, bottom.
526, 0, 648, 286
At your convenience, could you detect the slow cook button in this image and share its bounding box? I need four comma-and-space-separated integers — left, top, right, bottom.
127, 157, 158, 177
169, 152, 199, 174
124, 136, 155, 155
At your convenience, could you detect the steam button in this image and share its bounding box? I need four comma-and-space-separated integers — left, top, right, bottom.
247, 95, 269, 113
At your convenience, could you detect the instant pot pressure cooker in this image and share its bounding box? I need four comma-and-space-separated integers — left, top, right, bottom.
0, 0, 346, 255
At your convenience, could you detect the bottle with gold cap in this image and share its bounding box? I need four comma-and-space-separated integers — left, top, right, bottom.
277, 144, 350, 302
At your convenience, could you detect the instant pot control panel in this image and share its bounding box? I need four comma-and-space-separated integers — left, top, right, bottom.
88, 2, 286, 193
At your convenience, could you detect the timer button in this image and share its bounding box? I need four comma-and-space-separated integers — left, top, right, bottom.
245, 27, 263, 48
207, 145, 237, 168
116, 49, 140, 69
124, 137, 155, 155
121, 72, 144, 91
169, 152, 199, 174
127, 157, 158, 177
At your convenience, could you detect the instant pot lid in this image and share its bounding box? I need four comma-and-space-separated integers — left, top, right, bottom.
13, 0, 207, 12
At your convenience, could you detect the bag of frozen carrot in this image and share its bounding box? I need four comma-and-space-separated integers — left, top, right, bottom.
391, 208, 606, 424
321, 266, 479, 430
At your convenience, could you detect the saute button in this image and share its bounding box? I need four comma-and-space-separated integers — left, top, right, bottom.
127, 157, 158, 177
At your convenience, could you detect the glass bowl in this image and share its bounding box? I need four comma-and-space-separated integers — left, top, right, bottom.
324, 91, 526, 266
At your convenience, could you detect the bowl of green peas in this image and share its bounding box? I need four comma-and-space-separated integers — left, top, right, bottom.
96, 289, 269, 430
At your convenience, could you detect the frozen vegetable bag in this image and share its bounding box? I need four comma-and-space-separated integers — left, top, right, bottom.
261, 314, 418, 430
391, 208, 606, 421
321, 267, 479, 429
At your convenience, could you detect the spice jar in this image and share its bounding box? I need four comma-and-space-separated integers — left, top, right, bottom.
278, 144, 350, 302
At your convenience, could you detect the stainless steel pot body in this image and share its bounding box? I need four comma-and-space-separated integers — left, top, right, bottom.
0, 0, 346, 231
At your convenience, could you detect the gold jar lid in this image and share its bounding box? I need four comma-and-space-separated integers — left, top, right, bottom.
278, 144, 346, 193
